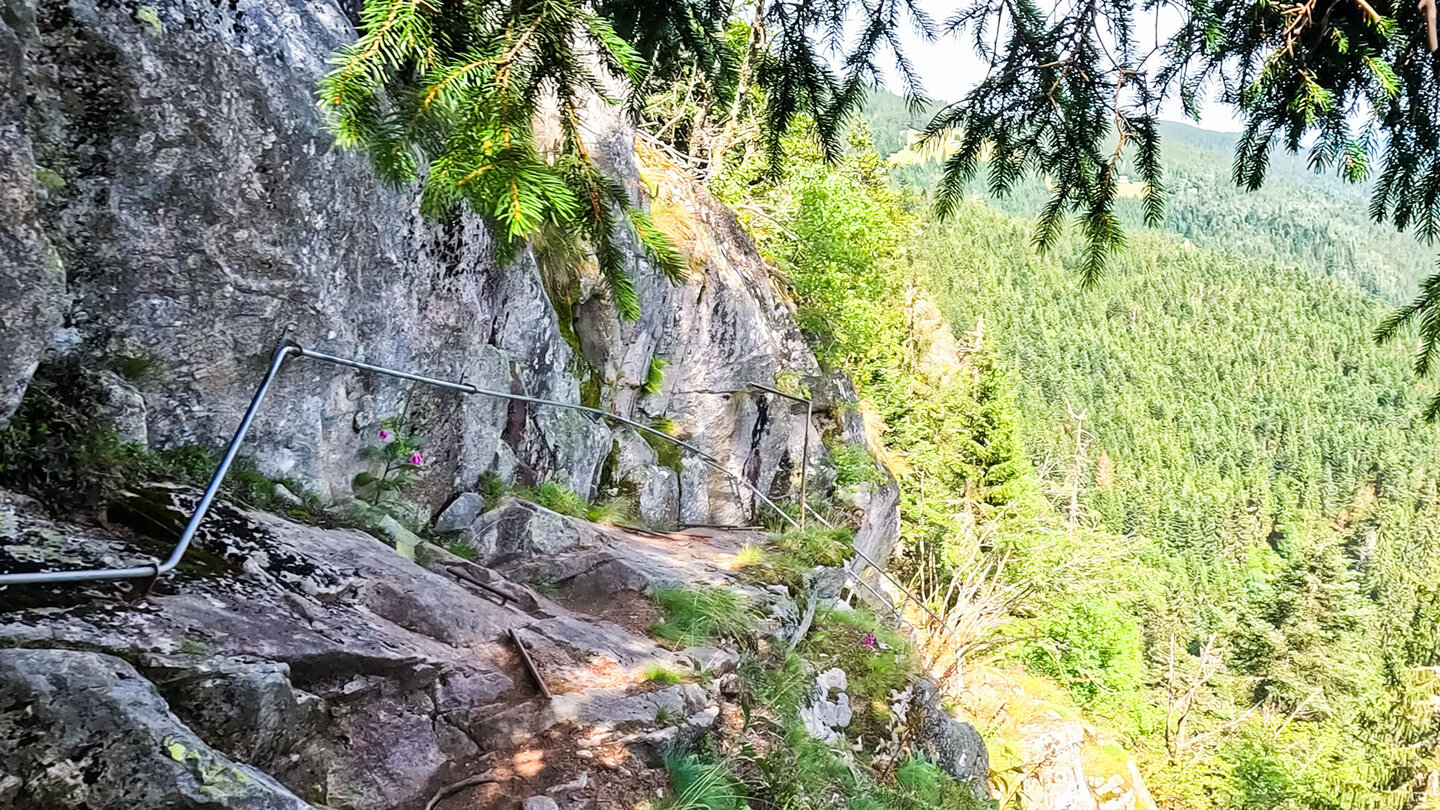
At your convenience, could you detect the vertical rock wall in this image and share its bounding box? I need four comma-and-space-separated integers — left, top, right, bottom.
0, 0, 897, 537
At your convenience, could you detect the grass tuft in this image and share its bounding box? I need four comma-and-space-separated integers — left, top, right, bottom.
516, 478, 588, 518
656, 753, 745, 810
651, 584, 757, 646
444, 539, 479, 561
587, 496, 634, 525
643, 662, 686, 685
771, 526, 855, 567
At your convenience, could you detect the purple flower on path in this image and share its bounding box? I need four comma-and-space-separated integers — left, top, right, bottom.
378, 429, 393, 441
863, 632, 877, 648
410, 453, 425, 466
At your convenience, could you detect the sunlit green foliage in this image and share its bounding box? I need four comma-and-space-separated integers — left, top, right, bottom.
650, 584, 757, 646
320, 0, 688, 319
724, 106, 1440, 810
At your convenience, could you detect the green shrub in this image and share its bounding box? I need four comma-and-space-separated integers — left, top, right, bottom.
1017, 598, 1144, 708
477, 471, 509, 510
830, 443, 883, 487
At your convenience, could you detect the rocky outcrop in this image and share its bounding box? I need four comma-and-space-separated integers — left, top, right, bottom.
0, 480, 933, 810
800, 666, 853, 744
0, 648, 312, 810
0, 0, 894, 533
0, 3, 63, 429
0, 486, 739, 809
914, 680, 991, 800
959, 667, 1158, 810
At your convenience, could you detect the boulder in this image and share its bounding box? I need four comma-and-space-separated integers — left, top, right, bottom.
635, 465, 680, 529
800, 667, 853, 744
434, 491, 487, 533
0, 649, 314, 809
913, 680, 991, 801
147, 658, 325, 769
458, 497, 606, 564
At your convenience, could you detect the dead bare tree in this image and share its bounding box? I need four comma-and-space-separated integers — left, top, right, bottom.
1164, 632, 1222, 757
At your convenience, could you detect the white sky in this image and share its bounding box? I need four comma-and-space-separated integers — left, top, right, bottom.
877, 0, 1245, 132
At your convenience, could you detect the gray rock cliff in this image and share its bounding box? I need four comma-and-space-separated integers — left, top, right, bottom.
0, 0, 896, 535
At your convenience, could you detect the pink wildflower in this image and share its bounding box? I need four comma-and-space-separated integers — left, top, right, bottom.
863, 632, 876, 648
410, 453, 425, 466
378, 429, 392, 441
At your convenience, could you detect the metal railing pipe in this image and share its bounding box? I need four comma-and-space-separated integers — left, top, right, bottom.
0, 340, 809, 588
0, 337, 942, 633
0, 341, 300, 586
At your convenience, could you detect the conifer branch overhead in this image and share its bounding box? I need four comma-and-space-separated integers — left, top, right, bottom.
320, 0, 683, 320
930, 0, 1440, 414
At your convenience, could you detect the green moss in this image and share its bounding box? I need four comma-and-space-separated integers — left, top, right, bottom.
644, 356, 668, 395
642, 418, 686, 474
135, 5, 163, 36
580, 372, 603, 409
733, 545, 806, 590
34, 167, 65, 191
177, 638, 211, 657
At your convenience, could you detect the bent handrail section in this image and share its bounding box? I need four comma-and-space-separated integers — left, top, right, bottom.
0, 339, 939, 628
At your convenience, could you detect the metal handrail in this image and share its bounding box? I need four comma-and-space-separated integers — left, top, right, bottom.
0, 338, 943, 631
742, 387, 944, 628
0, 339, 812, 587
0, 343, 299, 586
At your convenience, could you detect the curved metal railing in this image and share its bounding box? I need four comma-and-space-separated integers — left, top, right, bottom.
0, 339, 941, 627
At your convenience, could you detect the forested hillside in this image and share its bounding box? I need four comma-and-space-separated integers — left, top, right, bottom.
8, 3, 1440, 810
722, 102, 1440, 808
867, 92, 1435, 303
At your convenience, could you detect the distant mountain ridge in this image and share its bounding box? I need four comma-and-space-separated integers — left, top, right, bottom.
861, 91, 1434, 305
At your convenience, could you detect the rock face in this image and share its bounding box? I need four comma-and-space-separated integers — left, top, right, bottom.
0, 3, 63, 430
958, 666, 1158, 810
914, 680, 991, 800
0, 488, 723, 810
1017, 721, 1098, 810
0, 1, 923, 806
0, 0, 896, 533
0, 484, 967, 810
0, 648, 313, 810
